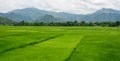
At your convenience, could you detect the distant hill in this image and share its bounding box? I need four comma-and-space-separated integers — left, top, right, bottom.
0, 16, 13, 25
0, 8, 120, 22
81, 8, 120, 22
10, 8, 83, 21
0, 8, 84, 22
36, 15, 64, 23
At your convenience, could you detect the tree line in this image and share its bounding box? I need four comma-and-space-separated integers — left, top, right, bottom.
13, 20, 120, 27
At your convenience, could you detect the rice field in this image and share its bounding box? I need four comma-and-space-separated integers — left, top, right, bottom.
0, 26, 120, 61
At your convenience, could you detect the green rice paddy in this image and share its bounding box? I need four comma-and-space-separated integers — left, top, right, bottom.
0, 26, 120, 61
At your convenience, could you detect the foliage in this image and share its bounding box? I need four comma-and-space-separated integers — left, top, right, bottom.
13, 20, 120, 27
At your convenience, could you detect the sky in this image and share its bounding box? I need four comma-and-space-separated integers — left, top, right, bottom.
0, 0, 120, 14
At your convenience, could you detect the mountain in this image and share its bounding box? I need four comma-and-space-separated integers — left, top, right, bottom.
94, 8, 120, 14
0, 8, 85, 22
11, 8, 51, 21
9, 8, 82, 21
36, 15, 64, 23
0, 12, 32, 22
0, 16, 14, 25
0, 8, 120, 22
51, 12, 84, 21
81, 8, 120, 22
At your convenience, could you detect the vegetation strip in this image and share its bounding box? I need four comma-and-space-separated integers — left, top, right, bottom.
0, 33, 26, 38
0, 34, 64, 54
65, 36, 84, 61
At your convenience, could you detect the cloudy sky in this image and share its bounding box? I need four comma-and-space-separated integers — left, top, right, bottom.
0, 0, 120, 14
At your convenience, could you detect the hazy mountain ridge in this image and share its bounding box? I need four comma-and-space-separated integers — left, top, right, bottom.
0, 16, 14, 25
0, 8, 120, 22
36, 15, 64, 23
81, 8, 120, 22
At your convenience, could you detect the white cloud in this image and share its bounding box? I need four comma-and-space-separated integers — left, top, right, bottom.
0, 0, 120, 14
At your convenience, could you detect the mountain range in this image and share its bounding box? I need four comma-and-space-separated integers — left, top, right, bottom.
0, 8, 120, 22
0, 16, 13, 25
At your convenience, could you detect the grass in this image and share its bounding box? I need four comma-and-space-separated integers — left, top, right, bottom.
0, 26, 120, 61
68, 27, 120, 61
0, 26, 64, 52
